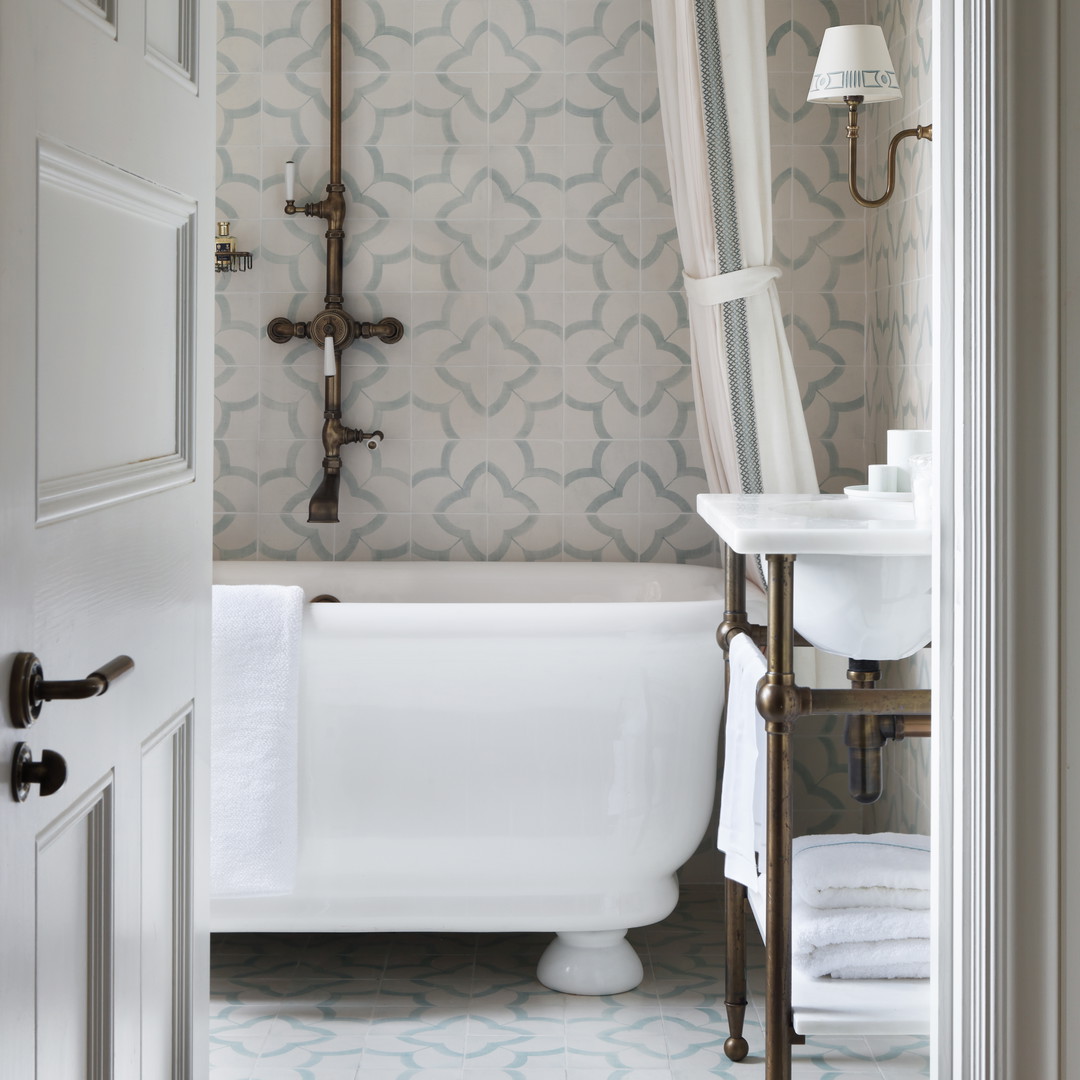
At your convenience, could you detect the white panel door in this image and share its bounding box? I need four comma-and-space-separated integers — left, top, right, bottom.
0, 0, 213, 1076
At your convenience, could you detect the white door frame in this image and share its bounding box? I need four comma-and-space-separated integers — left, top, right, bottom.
936, 0, 1067, 1074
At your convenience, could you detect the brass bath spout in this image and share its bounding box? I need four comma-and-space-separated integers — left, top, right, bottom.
265, 0, 404, 523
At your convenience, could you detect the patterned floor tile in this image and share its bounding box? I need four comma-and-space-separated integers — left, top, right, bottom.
209, 887, 930, 1079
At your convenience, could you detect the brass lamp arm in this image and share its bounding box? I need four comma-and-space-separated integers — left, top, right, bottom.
845, 97, 933, 208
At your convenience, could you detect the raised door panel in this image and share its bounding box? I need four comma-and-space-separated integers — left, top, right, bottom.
59, 0, 116, 38
141, 708, 193, 1079
35, 777, 114, 1080
36, 139, 195, 524
146, 0, 197, 85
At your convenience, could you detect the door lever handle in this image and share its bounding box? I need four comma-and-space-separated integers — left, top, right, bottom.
9, 652, 135, 728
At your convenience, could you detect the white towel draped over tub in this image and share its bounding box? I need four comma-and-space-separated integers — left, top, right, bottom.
211, 584, 304, 897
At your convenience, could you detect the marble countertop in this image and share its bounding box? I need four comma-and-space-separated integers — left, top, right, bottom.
695, 493, 932, 557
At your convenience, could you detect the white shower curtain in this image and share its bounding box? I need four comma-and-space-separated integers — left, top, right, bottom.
652, 0, 817, 497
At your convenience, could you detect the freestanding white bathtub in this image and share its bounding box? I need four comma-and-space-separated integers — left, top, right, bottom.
211, 560, 728, 994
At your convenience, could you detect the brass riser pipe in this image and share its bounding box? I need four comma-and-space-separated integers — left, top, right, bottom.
266, 0, 404, 523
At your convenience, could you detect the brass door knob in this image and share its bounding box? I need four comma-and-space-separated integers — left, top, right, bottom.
11, 743, 67, 802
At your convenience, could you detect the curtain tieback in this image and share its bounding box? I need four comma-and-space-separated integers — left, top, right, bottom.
683, 265, 782, 306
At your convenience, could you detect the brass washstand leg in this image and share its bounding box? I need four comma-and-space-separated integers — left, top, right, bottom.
724, 878, 750, 1061
718, 545, 750, 1063
759, 553, 798, 1080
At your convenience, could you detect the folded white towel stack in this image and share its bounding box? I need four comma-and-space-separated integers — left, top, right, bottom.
793, 898, 931, 979
792, 832, 931, 980
793, 832, 930, 909
211, 584, 304, 897
717, 633, 768, 888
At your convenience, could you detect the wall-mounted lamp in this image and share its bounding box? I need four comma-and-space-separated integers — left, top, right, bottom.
807, 24, 932, 208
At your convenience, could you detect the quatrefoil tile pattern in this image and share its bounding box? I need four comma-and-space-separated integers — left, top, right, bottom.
214, 0, 902, 563
207, 887, 931, 1079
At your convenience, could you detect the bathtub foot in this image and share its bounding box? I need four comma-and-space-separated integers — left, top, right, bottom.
536, 930, 644, 995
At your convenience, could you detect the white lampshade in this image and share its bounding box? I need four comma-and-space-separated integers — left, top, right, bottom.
807, 24, 902, 104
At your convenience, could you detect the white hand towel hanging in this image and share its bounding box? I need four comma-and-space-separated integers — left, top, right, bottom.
717, 632, 768, 888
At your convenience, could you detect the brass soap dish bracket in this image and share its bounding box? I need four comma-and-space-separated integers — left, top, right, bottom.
264, 0, 404, 524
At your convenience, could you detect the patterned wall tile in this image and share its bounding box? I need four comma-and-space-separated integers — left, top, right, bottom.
490, 73, 566, 145
490, 146, 563, 219
565, 73, 650, 146
413, 219, 487, 292
218, 2, 262, 74
342, 0, 414, 75
258, 512, 336, 560
565, 219, 640, 292
215, 362, 260, 440
213, 512, 258, 560
217, 73, 262, 146
791, 0, 871, 74
342, 73, 414, 145
413, 73, 490, 144
487, 365, 564, 439
565, 0, 644, 73
565, 292, 639, 366
563, 440, 639, 516
640, 364, 695, 441
258, 438, 325, 515
490, 0, 565, 75
487, 440, 564, 514
411, 438, 490, 514
214, 0, 905, 583
411, 512, 488, 560
412, 365, 489, 439
413, 0, 488, 73
489, 217, 565, 292
335, 512, 411, 560
564, 366, 640, 439
487, 513, 563, 561
562, 513, 639, 562
638, 511, 719, 565
215, 439, 259, 514
337, 437, 412, 516
789, 219, 867, 294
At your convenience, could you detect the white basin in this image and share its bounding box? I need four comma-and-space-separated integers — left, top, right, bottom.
696, 494, 931, 660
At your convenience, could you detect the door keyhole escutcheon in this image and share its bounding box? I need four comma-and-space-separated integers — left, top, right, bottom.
9, 652, 135, 727
11, 743, 67, 802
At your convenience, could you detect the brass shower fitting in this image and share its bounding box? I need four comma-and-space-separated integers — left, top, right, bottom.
265, 0, 404, 524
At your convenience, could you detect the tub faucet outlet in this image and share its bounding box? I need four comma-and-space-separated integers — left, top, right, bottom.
308, 467, 341, 524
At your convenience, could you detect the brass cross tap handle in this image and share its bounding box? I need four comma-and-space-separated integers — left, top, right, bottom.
9, 652, 135, 728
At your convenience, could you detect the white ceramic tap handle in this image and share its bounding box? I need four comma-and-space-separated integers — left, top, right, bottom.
324, 334, 335, 377
285, 159, 296, 202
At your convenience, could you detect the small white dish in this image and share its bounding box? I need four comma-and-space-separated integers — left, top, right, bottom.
844, 485, 914, 502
